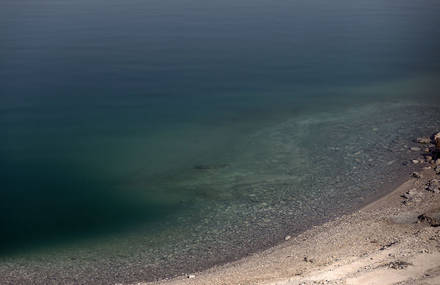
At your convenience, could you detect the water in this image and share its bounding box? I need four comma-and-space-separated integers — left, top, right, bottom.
1, 0, 440, 283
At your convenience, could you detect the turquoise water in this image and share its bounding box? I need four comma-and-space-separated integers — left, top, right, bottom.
1, 0, 440, 283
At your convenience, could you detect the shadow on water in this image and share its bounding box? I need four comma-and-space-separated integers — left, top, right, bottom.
0, 160, 181, 256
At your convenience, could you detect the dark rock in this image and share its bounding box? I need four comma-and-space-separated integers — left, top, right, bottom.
387, 261, 412, 270
379, 241, 398, 250
412, 172, 422, 178
418, 210, 440, 227
303, 256, 314, 263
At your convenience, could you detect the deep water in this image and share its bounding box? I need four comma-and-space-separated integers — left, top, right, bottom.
1, 0, 440, 283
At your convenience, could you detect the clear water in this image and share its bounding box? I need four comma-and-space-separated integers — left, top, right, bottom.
1, 0, 440, 283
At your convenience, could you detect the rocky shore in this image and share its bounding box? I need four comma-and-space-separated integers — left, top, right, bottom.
138, 132, 440, 285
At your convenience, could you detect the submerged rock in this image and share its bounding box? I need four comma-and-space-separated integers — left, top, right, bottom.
417, 137, 431, 144
193, 164, 229, 170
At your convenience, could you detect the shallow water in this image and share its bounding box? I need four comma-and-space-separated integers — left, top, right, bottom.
1, 0, 440, 283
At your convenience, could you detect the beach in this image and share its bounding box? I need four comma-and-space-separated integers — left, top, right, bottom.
141, 134, 440, 285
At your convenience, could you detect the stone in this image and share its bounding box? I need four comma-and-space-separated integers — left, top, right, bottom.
426, 156, 433, 163
436, 159, 440, 165
418, 209, 440, 227
401, 189, 422, 205
426, 179, 440, 193
403, 188, 418, 198
387, 261, 412, 270
435, 166, 440, 175
284, 235, 291, 241
412, 160, 419, 164
303, 256, 314, 263
412, 172, 422, 178
410, 147, 421, 151
187, 274, 196, 279
417, 137, 431, 144
434, 132, 440, 145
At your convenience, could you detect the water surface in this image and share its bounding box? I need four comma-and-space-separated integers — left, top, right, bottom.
1, 0, 440, 283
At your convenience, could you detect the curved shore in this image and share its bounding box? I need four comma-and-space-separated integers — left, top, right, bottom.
141, 137, 440, 285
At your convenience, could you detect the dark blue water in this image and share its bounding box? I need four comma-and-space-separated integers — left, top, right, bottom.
1, 0, 440, 283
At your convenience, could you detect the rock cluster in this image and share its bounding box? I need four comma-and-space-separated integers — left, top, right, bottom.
426, 179, 440, 193
401, 188, 423, 205
414, 132, 440, 169
416, 137, 431, 144
433, 132, 440, 159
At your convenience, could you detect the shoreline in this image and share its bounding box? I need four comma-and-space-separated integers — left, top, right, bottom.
140, 134, 440, 285
1, 126, 439, 285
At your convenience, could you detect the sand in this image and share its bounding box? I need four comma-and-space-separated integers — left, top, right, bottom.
135, 165, 440, 285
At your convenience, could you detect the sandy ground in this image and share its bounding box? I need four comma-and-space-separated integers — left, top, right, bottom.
133, 160, 440, 285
